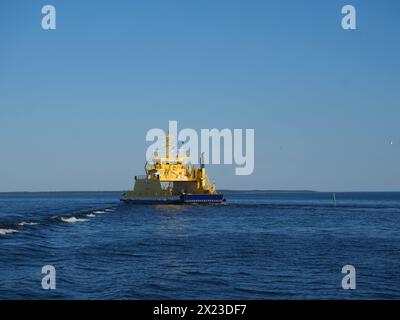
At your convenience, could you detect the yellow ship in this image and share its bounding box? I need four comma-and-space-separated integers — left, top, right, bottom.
121, 134, 225, 204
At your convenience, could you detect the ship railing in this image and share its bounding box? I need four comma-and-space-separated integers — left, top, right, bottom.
135, 175, 147, 181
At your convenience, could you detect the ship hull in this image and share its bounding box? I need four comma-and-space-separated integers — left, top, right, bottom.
180, 193, 225, 204
120, 194, 225, 204
120, 196, 181, 205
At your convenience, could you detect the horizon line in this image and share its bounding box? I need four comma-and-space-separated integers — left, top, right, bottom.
1, 189, 400, 194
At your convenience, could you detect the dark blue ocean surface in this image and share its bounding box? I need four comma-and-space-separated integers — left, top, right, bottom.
1, 191, 400, 299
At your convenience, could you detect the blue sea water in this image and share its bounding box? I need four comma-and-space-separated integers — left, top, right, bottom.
0, 191, 400, 300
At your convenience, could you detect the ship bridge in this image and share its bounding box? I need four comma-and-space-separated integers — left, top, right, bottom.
144, 134, 215, 193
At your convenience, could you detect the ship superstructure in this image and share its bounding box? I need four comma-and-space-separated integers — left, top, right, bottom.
121, 134, 225, 204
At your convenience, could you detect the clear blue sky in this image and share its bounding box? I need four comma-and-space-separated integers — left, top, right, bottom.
0, 0, 399, 192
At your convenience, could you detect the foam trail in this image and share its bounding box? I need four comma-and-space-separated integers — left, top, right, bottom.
86, 214, 96, 218
61, 217, 88, 223
0, 229, 18, 235
18, 222, 39, 226
93, 211, 105, 214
